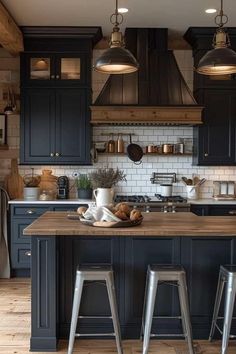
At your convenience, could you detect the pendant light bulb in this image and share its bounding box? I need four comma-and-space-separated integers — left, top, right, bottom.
197, 0, 236, 75
94, 0, 138, 74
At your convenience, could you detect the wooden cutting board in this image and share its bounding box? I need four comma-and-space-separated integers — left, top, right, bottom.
5, 159, 24, 199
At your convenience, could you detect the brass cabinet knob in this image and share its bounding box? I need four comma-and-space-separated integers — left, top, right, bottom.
51, 75, 55, 79
55, 152, 60, 157
50, 152, 55, 157
204, 153, 208, 157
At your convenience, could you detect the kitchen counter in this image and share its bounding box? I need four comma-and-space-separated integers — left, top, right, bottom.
189, 198, 236, 205
8, 198, 94, 205
24, 211, 236, 236
27, 211, 236, 351
9, 197, 236, 205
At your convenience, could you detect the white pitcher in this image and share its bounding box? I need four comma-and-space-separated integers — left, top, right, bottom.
93, 188, 114, 207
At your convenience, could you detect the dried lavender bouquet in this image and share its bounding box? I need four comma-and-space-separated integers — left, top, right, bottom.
89, 168, 126, 189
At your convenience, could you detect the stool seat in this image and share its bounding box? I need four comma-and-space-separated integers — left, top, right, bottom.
68, 264, 123, 354
209, 265, 236, 354
141, 264, 194, 354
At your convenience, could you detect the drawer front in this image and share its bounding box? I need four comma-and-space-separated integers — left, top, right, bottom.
12, 205, 49, 217
11, 244, 31, 269
11, 219, 32, 244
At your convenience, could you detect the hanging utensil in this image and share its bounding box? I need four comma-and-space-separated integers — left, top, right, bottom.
127, 134, 143, 164
4, 88, 13, 115
10, 87, 17, 112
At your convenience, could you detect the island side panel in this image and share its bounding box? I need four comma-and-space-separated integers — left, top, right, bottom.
181, 236, 236, 338
31, 236, 58, 351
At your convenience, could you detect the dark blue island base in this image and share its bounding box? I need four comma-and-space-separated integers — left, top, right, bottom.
30, 234, 236, 352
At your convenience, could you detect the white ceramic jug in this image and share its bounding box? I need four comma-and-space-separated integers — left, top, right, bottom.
93, 188, 114, 207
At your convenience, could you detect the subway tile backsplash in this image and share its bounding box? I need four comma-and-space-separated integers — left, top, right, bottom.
1, 48, 236, 199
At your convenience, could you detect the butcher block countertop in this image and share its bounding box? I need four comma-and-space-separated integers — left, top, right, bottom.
23, 211, 236, 237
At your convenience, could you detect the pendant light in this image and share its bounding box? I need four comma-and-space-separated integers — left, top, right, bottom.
197, 0, 236, 75
94, 0, 138, 74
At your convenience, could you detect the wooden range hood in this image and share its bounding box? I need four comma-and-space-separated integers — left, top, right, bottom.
91, 28, 203, 126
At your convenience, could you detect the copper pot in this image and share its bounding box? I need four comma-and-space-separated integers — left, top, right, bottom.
162, 144, 173, 154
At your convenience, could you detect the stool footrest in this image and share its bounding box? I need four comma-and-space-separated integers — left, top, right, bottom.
153, 316, 182, 319
75, 333, 115, 337
150, 333, 185, 338
215, 323, 236, 338
78, 316, 112, 319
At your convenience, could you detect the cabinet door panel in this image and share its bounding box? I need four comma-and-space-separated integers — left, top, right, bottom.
58, 236, 120, 336
181, 237, 236, 337
55, 89, 91, 164
124, 237, 181, 337
21, 89, 56, 164
196, 90, 236, 165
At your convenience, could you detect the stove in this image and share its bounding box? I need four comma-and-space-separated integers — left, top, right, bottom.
114, 194, 190, 213
114, 194, 187, 204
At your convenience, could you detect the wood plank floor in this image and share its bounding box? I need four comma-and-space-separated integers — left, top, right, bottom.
0, 278, 236, 354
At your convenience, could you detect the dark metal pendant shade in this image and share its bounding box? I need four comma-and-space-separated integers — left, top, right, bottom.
197, 47, 236, 75
197, 0, 236, 75
94, 46, 138, 74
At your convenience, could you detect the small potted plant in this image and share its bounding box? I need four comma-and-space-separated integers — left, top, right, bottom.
76, 174, 93, 200
89, 168, 126, 207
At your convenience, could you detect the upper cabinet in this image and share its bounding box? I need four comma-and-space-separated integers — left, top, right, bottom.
184, 27, 236, 166
21, 53, 89, 87
194, 89, 236, 165
20, 27, 102, 165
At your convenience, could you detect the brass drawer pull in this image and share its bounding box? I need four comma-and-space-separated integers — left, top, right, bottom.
25, 251, 31, 257
229, 210, 236, 215
26, 209, 35, 215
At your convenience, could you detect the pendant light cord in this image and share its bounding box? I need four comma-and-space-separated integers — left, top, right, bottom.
215, 0, 228, 27
110, 0, 123, 28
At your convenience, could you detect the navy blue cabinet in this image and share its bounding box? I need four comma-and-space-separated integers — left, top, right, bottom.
21, 88, 91, 164
193, 90, 236, 166
184, 27, 236, 166
191, 204, 236, 216
20, 27, 102, 165
10, 204, 84, 276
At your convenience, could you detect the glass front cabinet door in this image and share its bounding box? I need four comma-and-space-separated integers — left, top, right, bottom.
22, 53, 88, 86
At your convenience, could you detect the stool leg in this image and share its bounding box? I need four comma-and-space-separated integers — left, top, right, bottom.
222, 276, 236, 354
140, 269, 150, 340
106, 272, 123, 354
209, 270, 225, 341
142, 273, 158, 354
178, 273, 194, 354
68, 275, 84, 354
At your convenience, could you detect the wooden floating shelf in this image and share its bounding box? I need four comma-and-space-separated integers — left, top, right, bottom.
98, 152, 192, 156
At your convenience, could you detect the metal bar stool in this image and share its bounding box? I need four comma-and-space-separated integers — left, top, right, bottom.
68, 265, 123, 354
209, 265, 236, 354
141, 264, 194, 354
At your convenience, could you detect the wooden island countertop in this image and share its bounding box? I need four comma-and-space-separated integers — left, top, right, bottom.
23, 211, 236, 237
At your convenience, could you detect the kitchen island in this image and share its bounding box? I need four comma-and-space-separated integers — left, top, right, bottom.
24, 212, 236, 351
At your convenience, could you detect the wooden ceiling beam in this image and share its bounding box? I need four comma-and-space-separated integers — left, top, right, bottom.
0, 2, 23, 56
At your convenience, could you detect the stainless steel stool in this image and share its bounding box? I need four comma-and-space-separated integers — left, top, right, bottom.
209, 265, 236, 354
68, 265, 123, 354
141, 265, 194, 354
